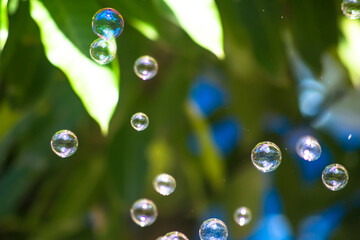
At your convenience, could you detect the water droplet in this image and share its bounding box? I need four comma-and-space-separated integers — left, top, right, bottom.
251, 141, 282, 172
163, 231, 189, 240
199, 218, 228, 240
153, 173, 176, 196
92, 8, 124, 39
131, 112, 149, 131
90, 38, 116, 65
130, 199, 158, 227
233, 207, 252, 226
134, 55, 158, 80
51, 130, 78, 158
296, 136, 321, 161
322, 164, 349, 191
341, 0, 360, 19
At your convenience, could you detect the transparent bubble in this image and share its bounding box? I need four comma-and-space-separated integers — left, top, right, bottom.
233, 207, 252, 226
296, 136, 321, 161
90, 38, 117, 65
92, 8, 124, 39
130, 199, 158, 227
163, 231, 189, 240
251, 141, 282, 172
134, 55, 158, 80
153, 173, 176, 196
131, 112, 149, 131
341, 0, 360, 19
51, 130, 78, 158
322, 164, 349, 191
199, 218, 228, 240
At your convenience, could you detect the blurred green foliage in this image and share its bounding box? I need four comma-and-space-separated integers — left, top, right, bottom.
0, 0, 359, 239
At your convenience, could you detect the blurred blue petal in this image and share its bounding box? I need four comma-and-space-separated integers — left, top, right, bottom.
244, 183, 294, 240
190, 75, 227, 117
298, 203, 346, 240
188, 117, 242, 157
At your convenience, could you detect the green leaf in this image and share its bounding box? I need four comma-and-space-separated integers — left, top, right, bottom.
29, 0, 120, 135
0, 0, 9, 51
338, 18, 360, 87
162, 0, 224, 59
185, 102, 225, 192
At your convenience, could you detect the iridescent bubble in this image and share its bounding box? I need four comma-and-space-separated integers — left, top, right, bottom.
51, 130, 78, 158
130, 199, 158, 227
341, 0, 360, 19
322, 164, 349, 191
296, 136, 321, 161
90, 38, 116, 65
199, 218, 228, 240
153, 173, 176, 196
92, 8, 124, 39
131, 112, 149, 131
163, 231, 189, 240
233, 207, 252, 226
251, 141, 282, 172
134, 55, 158, 80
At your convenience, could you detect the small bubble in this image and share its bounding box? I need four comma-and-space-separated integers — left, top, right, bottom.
341, 0, 360, 19
233, 207, 252, 226
296, 136, 321, 161
90, 38, 116, 65
199, 218, 228, 240
134, 55, 158, 80
322, 164, 349, 191
130, 199, 158, 227
92, 8, 124, 39
131, 112, 149, 131
153, 173, 176, 196
348, 134, 352, 140
51, 130, 78, 158
251, 141, 282, 172
163, 231, 189, 240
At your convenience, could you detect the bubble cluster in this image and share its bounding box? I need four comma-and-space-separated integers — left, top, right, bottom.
341, 0, 360, 19
131, 112, 149, 131
322, 164, 349, 191
92, 8, 124, 39
233, 207, 252, 226
134, 55, 158, 80
296, 136, 321, 161
89, 38, 117, 65
130, 199, 158, 227
51, 130, 78, 158
153, 173, 176, 196
199, 218, 228, 240
163, 231, 189, 240
251, 141, 282, 172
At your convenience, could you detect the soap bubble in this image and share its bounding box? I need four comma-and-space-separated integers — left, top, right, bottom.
134, 55, 158, 80
153, 173, 176, 196
131, 112, 149, 131
199, 218, 228, 240
163, 231, 189, 240
51, 130, 78, 158
251, 141, 282, 172
90, 38, 116, 65
233, 207, 252, 226
130, 199, 158, 227
296, 136, 321, 161
341, 0, 360, 19
322, 164, 349, 191
92, 8, 124, 39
